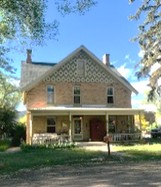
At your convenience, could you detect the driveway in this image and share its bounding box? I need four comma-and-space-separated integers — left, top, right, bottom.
1, 162, 161, 187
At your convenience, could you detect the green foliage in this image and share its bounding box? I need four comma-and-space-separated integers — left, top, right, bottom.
0, 0, 58, 44
12, 124, 26, 146
21, 142, 75, 150
0, 139, 11, 151
55, 0, 97, 15
130, 0, 161, 100
0, 73, 20, 110
0, 0, 58, 74
0, 108, 16, 137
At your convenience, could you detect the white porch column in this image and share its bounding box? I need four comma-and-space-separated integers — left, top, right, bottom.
106, 113, 109, 135
139, 112, 142, 139
69, 112, 72, 142
29, 113, 33, 145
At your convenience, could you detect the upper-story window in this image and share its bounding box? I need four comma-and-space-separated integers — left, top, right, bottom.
74, 86, 81, 105
77, 60, 85, 76
47, 85, 54, 104
107, 87, 114, 104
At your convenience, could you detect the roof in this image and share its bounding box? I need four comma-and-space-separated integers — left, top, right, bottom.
20, 45, 138, 94
29, 106, 144, 115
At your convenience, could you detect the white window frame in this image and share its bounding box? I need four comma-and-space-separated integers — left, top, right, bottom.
107, 87, 114, 104
73, 86, 81, 105
47, 85, 54, 104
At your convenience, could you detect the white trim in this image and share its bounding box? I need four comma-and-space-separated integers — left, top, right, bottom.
73, 117, 83, 141
107, 87, 114, 104
29, 107, 144, 116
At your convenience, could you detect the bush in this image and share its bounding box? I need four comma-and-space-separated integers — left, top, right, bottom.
12, 124, 26, 146
0, 139, 11, 151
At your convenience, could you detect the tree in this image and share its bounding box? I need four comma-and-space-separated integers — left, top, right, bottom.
0, 0, 59, 73
0, 0, 97, 73
129, 0, 161, 101
54, 0, 97, 15
0, 73, 20, 110
0, 108, 16, 138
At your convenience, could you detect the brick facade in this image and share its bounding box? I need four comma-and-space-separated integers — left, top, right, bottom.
26, 81, 131, 109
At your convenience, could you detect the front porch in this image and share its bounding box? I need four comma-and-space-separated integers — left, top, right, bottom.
27, 107, 144, 144
32, 132, 141, 145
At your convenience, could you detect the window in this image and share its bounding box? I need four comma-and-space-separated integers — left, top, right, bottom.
107, 87, 114, 104
47, 118, 56, 133
74, 86, 81, 104
77, 60, 85, 76
47, 85, 54, 104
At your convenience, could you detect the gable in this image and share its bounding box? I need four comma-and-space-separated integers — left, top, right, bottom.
44, 50, 114, 84
21, 45, 138, 94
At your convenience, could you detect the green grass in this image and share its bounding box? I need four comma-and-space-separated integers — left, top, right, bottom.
1, 141, 161, 175
0, 147, 113, 175
112, 141, 161, 161
0, 140, 11, 152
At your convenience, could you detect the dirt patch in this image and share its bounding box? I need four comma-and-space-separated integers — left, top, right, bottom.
1, 161, 161, 187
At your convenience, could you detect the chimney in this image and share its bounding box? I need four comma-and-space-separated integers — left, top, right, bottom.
26, 49, 32, 63
102, 54, 110, 66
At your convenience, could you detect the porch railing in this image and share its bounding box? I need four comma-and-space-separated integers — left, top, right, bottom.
32, 133, 69, 145
110, 133, 141, 142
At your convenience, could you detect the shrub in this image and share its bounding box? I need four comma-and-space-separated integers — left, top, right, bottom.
12, 124, 26, 146
0, 139, 11, 151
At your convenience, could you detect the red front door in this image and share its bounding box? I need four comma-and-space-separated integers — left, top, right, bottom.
90, 120, 106, 141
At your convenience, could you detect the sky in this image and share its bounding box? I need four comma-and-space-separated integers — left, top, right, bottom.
9, 0, 153, 111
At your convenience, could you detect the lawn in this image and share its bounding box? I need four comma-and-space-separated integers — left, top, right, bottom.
0, 146, 112, 175
1, 141, 161, 175
112, 141, 161, 160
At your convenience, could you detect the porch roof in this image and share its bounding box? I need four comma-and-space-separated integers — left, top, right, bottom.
29, 107, 144, 116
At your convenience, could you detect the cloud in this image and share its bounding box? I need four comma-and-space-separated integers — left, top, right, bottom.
138, 50, 145, 58
117, 64, 132, 79
150, 62, 161, 75
131, 80, 149, 94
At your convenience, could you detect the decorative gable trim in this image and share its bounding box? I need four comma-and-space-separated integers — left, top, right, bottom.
21, 45, 138, 94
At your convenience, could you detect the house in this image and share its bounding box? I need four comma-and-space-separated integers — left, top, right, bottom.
20, 45, 143, 145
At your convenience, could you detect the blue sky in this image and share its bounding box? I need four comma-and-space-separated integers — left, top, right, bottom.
10, 0, 152, 110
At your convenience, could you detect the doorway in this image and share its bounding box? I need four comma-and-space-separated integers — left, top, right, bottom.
90, 119, 106, 141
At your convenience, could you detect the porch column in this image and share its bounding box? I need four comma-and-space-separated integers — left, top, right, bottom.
139, 112, 142, 139
29, 112, 33, 145
69, 112, 72, 142
106, 113, 109, 135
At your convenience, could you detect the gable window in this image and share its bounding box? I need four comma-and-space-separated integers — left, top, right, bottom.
47, 85, 54, 104
74, 86, 81, 104
77, 60, 85, 76
107, 87, 114, 104
47, 118, 56, 133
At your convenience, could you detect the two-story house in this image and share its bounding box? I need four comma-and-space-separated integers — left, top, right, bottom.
20, 45, 143, 145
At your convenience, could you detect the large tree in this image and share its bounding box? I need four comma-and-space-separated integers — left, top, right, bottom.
129, 0, 161, 101
0, 0, 59, 73
0, 0, 96, 73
